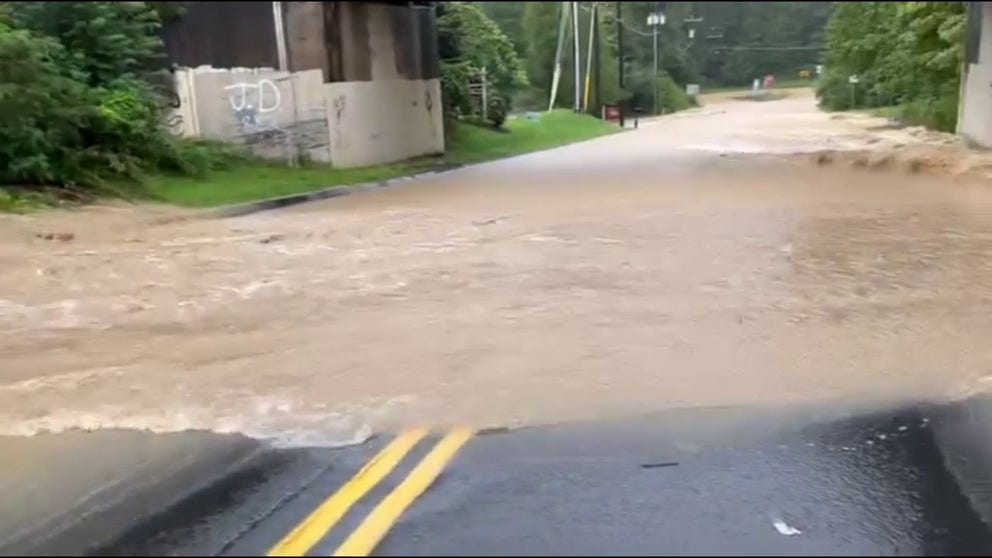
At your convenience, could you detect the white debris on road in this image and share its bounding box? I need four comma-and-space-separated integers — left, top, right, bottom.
772, 519, 803, 536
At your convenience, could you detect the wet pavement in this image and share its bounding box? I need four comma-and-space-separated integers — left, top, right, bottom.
4, 91, 992, 555
2, 91, 992, 445
95, 398, 992, 556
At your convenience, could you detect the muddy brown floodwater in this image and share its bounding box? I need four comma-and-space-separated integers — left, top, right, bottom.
3, 90, 992, 446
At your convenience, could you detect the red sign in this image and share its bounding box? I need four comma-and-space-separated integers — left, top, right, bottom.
602, 104, 621, 122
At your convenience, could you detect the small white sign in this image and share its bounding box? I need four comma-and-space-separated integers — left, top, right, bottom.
815, 64, 823, 75
686, 84, 700, 96
848, 75, 860, 84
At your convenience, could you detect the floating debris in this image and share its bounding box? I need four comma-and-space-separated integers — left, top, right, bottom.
641, 462, 680, 469
773, 519, 802, 536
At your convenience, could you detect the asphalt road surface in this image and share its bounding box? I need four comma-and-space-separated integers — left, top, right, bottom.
98, 397, 992, 556
6, 92, 992, 556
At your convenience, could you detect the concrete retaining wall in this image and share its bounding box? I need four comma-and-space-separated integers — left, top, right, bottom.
959, 2, 992, 148
325, 79, 444, 168
163, 2, 445, 168
168, 67, 443, 168
170, 66, 330, 163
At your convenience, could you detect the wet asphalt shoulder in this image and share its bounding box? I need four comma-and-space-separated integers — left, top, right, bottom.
90, 398, 992, 557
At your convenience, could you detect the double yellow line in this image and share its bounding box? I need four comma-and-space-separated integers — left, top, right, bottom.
267, 428, 474, 557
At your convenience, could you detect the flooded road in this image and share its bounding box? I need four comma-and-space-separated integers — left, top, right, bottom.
3, 90, 992, 446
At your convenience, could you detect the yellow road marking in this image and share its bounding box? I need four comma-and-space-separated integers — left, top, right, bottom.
266, 429, 428, 557
333, 428, 475, 557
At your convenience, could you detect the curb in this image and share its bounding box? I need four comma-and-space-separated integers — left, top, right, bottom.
200, 125, 631, 219
204, 163, 465, 219
0, 431, 267, 556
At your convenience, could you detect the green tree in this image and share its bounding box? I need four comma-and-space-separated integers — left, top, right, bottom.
11, 1, 165, 87
0, 19, 97, 186
476, 2, 527, 58
484, 1, 835, 113
437, 2, 527, 124
817, 1, 964, 131
1, 2, 224, 191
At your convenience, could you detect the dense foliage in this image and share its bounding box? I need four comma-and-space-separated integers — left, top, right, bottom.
437, 2, 527, 127
477, 1, 832, 114
817, 1, 965, 131
0, 1, 216, 193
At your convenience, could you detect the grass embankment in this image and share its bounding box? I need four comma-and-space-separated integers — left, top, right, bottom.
146, 110, 618, 208
865, 102, 957, 133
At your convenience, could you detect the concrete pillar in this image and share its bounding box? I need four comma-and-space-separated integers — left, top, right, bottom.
284, 2, 329, 79
959, 2, 992, 148
318, 2, 443, 167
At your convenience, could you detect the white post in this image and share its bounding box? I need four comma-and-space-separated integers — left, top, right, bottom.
272, 1, 289, 71
583, 2, 596, 112
548, 1, 571, 111
572, 1, 581, 112
481, 66, 488, 122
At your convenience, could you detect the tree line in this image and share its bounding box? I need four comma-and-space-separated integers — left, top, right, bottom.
463, 1, 832, 115
0, 2, 223, 199
816, 1, 965, 132
0, 1, 970, 199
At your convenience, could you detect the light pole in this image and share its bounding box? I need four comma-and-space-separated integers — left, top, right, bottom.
572, 1, 581, 112
616, 1, 624, 127
646, 7, 666, 115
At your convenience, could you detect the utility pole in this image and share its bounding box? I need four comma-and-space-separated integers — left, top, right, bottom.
616, 1, 624, 127
481, 66, 488, 122
583, 2, 597, 112
572, 1, 581, 112
647, 4, 666, 115
272, 1, 288, 71
593, 2, 601, 116
653, 2, 659, 115
548, 1, 570, 111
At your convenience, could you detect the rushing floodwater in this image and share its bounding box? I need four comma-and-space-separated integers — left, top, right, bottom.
2, 92, 992, 446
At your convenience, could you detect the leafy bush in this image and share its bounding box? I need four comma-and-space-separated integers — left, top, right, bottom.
817, 1, 964, 132
0, 21, 99, 186
440, 60, 475, 118
617, 68, 694, 115
11, 1, 165, 87
0, 2, 228, 195
658, 73, 694, 113
437, 2, 526, 119
0, 188, 40, 213
486, 96, 508, 127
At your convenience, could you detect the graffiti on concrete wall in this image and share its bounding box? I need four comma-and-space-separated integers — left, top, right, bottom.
223, 77, 329, 159
165, 66, 335, 164
224, 78, 283, 134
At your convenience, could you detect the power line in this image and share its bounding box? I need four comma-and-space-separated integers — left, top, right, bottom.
578, 2, 658, 37
712, 45, 824, 51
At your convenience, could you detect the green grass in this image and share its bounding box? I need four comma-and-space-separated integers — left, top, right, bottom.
148, 110, 619, 208
867, 105, 904, 119
146, 160, 428, 208
0, 188, 57, 213
445, 109, 619, 164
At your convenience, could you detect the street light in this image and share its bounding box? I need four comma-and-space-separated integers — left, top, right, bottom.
646, 9, 665, 114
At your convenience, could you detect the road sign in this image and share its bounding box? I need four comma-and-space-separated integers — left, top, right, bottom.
848, 75, 860, 84
602, 104, 621, 123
